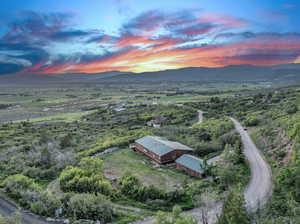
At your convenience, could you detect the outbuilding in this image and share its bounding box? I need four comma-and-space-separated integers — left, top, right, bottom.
175, 154, 205, 178
130, 136, 193, 164
147, 116, 168, 128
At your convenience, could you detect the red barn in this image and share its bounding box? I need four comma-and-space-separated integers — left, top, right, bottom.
130, 136, 193, 164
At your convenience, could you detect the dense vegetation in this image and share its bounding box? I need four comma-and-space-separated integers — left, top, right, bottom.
3, 82, 299, 223
0, 91, 252, 223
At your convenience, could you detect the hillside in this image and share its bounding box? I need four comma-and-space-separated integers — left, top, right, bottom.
0, 64, 300, 86
103, 64, 300, 83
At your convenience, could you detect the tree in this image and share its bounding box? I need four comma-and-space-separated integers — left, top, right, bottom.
67, 193, 113, 222
243, 116, 259, 127
39, 131, 51, 144
59, 158, 112, 195
40, 147, 52, 169
218, 189, 250, 224
286, 103, 298, 114
154, 205, 197, 224
3, 174, 39, 200
60, 134, 72, 148
79, 157, 103, 175
30, 192, 62, 217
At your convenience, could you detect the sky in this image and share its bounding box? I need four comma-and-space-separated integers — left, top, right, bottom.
0, 0, 300, 75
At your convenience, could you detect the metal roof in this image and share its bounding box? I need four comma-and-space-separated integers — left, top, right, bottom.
176, 154, 205, 174
135, 136, 193, 156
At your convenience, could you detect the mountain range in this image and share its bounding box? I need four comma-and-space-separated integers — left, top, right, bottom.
0, 64, 300, 86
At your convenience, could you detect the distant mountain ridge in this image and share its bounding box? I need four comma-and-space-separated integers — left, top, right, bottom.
0, 64, 300, 86
102, 64, 300, 83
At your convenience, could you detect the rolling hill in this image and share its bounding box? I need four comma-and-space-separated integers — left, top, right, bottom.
0, 64, 300, 86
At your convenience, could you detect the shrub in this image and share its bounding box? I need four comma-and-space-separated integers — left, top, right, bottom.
67, 193, 113, 222
243, 116, 259, 127
2, 174, 39, 200
59, 158, 113, 195
286, 103, 298, 114
60, 134, 73, 148
30, 193, 62, 217
219, 131, 241, 147
195, 118, 234, 138
154, 205, 197, 224
119, 174, 188, 204
194, 141, 223, 157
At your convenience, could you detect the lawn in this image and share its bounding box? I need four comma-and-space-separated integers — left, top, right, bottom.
103, 148, 194, 191
14, 110, 96, 123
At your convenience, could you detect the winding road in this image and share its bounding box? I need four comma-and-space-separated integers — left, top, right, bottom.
230, 118, 272, 212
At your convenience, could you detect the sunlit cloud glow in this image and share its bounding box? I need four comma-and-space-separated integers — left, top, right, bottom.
0, 1, 300, 75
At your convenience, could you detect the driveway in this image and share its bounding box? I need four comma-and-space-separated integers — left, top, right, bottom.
230, 118, 272, 211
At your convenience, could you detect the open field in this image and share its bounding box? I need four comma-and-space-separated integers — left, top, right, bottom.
0, 82, 269, 124
103, 148, 194, 191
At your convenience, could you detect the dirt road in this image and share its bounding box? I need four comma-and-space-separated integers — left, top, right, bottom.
230, 118, 272, 211
197, 110, 204, 124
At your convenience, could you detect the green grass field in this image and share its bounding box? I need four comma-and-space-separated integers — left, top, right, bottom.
103, 148, 194, 191
14, 110, 96, 123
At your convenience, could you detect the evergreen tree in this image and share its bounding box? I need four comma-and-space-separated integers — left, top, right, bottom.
218, 189, 250, 224
154, 205, 197, 224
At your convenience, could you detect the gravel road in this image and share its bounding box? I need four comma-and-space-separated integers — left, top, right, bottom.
230, 118, 272, 211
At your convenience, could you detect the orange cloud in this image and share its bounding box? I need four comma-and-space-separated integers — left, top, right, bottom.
27, 34, 300, 74
17, 10, 300, 75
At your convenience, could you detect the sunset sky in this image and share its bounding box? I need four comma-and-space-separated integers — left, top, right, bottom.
0, 0, 300, 74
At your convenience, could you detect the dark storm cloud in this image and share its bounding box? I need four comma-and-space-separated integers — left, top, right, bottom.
3, 11, 73, 42
0, 63, 25, 75
0, 41, 49, 73
3, 11, 103, 44
48, 30, 99, 41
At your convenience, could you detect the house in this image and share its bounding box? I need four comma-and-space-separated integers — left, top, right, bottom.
113, 107, 126, 112
147, 116, 168, 128
175, 154, 205, 178
130, 136, 193, 164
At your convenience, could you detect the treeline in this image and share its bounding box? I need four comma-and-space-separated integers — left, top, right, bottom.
153, 118, 235, 158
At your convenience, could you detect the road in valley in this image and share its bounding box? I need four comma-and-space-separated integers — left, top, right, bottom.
230, 118, 272, 211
